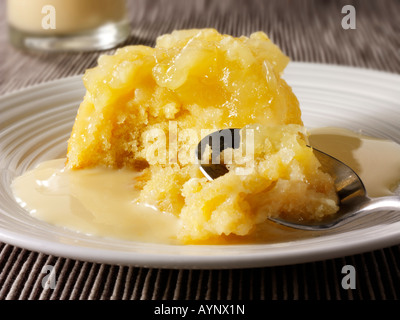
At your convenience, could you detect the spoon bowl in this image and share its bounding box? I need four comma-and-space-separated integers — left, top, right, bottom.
196, 128, 400, 230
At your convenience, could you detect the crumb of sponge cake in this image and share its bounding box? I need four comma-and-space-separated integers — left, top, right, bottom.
66, 28, 338, 242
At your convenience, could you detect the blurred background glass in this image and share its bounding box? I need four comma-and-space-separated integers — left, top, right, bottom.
7, 0, 130, 52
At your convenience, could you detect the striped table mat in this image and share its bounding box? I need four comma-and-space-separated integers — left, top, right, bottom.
1, 0, 400, 300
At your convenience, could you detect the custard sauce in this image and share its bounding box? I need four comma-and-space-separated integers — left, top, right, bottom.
11, 128, 400, 244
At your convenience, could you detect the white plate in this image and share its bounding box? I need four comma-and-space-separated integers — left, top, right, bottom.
1, 62, 400, 269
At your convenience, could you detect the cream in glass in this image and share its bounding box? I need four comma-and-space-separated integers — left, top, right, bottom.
7, 0, 130, 51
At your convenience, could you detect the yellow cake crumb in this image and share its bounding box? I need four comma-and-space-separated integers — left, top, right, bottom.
66, 28, 338, 242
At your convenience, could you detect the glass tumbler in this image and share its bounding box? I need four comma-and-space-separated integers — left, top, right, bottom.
7, 0, 131, 52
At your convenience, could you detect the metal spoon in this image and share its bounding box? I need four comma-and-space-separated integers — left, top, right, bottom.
196, 128, 400, 230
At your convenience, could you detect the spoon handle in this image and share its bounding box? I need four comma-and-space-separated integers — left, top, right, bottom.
361, 196, 400, 212
279, 196, 400, 231
337, 196, 400, 227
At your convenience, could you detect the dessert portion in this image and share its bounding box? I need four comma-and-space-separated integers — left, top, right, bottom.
66, 29, 338, 242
